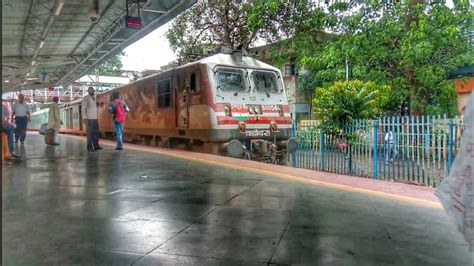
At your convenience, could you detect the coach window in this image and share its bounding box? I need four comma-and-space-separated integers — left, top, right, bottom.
177, 72, 185, 92
157, 79, 171, 108
190, 73, 198, 92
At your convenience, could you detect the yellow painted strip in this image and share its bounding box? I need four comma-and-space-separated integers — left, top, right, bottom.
70, 135, 442, 209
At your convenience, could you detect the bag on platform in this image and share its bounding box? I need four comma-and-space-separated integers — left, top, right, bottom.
39, 123, 48, 135
44, 128, 55, 145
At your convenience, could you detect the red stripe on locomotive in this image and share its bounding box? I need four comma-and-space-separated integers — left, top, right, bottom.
216, 116, 291, 125
213, 103, 290, 113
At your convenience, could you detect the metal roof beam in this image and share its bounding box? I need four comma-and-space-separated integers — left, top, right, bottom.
58, 0, 197, 86
70, 0, 132, 55
2, 0, 197, 94
19, 0, 64, 83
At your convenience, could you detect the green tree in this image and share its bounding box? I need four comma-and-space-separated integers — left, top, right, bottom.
165, 1, 257, 60
248, 0, 331, 62
93, 52, 124, 76
313, 80, 390, 134
249, 1, 473, 116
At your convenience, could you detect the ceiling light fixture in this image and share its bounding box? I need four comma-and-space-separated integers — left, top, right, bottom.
39, 40, 45, 48
31, 61, 36, 66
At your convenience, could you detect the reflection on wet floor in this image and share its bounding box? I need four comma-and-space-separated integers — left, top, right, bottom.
2, 134, 472, 265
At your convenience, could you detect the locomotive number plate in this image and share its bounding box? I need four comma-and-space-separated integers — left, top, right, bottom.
244, 129, 271, 137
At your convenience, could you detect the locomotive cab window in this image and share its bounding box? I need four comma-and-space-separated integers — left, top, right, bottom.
251, 71, 280, 94
216, 68, 247, 92
157, 79, 171, 108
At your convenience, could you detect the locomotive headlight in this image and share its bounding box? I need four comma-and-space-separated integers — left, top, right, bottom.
277, 104, 284, 117
224, 104, 232, 116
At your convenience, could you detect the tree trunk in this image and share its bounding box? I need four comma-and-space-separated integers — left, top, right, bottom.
404, 0, 425, 115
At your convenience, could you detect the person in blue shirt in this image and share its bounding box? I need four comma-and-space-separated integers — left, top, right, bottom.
2, 103, 20, 159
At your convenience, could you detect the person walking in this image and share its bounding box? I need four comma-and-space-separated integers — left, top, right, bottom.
108, 91, 129, 150
384, 128, 398, 164
2, 102, 20, 159
47, 96, 62, 146
82, 87, 102, 151
12, 94, 30, 144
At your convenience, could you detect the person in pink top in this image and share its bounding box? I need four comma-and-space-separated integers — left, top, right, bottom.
108, 91, 129, 150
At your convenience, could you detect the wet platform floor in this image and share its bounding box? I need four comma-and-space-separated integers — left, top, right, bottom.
2, 133, 473, 265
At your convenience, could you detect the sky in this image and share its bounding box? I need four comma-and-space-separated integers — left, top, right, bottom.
121, 21, 176, 71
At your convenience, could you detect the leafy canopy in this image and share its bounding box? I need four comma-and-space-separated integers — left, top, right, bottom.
165, 1, 257, 60
313, 80, 390, 134
93, 52, 124, 76
249, 0, 473, 116
165, 1, 472, 116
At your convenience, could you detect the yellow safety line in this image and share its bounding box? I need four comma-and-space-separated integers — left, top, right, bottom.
71, 135, 442, 209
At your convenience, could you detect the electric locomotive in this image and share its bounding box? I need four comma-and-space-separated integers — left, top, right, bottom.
30, 51, 297, 163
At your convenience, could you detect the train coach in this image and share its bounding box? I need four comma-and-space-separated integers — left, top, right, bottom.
30, 51, 298, 163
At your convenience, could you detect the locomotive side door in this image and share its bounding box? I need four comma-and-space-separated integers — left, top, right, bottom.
176, 72, 190, 128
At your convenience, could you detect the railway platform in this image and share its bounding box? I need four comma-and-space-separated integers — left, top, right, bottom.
2, 133, 472, 265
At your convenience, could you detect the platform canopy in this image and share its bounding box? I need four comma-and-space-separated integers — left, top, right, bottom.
2, 0, 196, 94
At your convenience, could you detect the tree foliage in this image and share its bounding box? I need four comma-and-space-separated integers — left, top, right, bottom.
313, 80, 390, 134
248, 0, 332, 60
165, 1, 257, 60
165, 1, 471, 116
93, 52, 124, 76
249, 0, 473, 116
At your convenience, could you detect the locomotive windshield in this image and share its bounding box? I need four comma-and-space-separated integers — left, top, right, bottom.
251, 71, 280, 93
216, 68, 247, 92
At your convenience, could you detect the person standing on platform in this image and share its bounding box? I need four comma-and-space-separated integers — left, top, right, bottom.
2, 102, 20, 159
82, 87, 102, 152
12, 94, 30, 144
47, 96, 62, 146
108, 91, 129, 150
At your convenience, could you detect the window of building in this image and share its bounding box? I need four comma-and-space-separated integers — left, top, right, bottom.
157, 79, 171, 108
284, 64, 296, 76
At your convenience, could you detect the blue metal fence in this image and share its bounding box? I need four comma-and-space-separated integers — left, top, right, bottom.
292, 115, 464, 187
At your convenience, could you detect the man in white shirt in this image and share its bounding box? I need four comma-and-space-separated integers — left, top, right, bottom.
12, 94, 30, 144
82, 87, 102, 151
384, 129, 398, 164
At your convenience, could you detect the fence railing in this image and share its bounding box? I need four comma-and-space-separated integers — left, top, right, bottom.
291, 114, 464, 187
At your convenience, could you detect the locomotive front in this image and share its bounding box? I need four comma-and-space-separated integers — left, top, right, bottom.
205, 54, 297, 163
